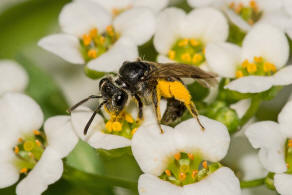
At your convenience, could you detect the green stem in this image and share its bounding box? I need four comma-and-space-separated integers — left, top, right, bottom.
240, 178, 265, 188
62, 164, 138, 190
239, 97, 262, 127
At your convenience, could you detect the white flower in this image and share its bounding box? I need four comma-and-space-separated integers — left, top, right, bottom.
205, 24, 291, 93
187, 0, 292, 35
0, 93, 78, 194
70, 101, 166, 150
245, 100, 292, 195
76, 0, 169, 15
39, 1, 156, 73
132, 116, 241, 195
153, 7, 229, 72
0, 60, 28, 96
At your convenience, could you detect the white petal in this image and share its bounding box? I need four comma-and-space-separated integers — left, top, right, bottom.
242, 185, 276, 195
87, 37, 138, 72
154, 8, 185, 54
274, 173, 292, 195
87, 131, 131, 150
225, 76, 274, 93
157, 55, 176, 63
0, 163, 19, 188
284, 0, 292, 16
2, 93, 44, 135
38, 34, 84, 64
44, 116, 78, 158
278, 100, 292, 137
84, 0, 132, 12
138, 173, 183, 195
245, 121, 287, 173
0, 60, 28, 95
259, 11, 290, 32
224, 7, 251, 32
183, 8, 229, 43
59, 1, 111, 36
174, 116, 230, 162
114, 8, 155, 45
133, 0, 168, 13
183, 167, 241, 195
205, 42, 241, 78
16, 147, 63, 195
257, 0, 284, 12
71, 106, 105, 141
241, 24, 289, 68
273, 65, 292, 86
230, 99, 251, 118
187, 0, 218, 7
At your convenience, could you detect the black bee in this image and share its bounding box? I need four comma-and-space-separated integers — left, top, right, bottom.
68, 58, 217, 135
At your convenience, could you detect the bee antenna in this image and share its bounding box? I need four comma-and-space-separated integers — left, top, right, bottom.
67, 95, 103, 113
83, 100, 107, 135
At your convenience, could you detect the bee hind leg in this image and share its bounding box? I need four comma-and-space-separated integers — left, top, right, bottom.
152, 88, 164, 134
185, 102, 205, 131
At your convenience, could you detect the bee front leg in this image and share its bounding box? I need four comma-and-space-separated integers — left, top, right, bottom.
152, 88, 164, 134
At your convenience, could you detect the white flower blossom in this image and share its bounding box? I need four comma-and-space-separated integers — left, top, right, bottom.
245, 100, 292, 195
0, 60, 28, 96
132, 116, 241, 195
187, 0, 292, 36
205, 24, 291, 93
153, 7, 229, 72
39, 1, 155, 73
76, 0, 169, 15
0, 93, 78, 194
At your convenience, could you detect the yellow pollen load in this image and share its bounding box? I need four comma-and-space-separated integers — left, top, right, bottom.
192, 170, 198, 179
187, 153, 194, 160
131, 128, 138, 135
181, 52, 191, 63
14, 146, 19, 154
82, 34, 92, 46
174, 153, 181, 161
20, 168, 28, 174
168, 50, 176, 60
247, 63, 257, 73
165, 169, 171, 177
23, 141, 34, 152
179, 172, 186, 181
112, 121, 122, 132
125, 113, 134, 123
88, 49, 97, 59
192, 54, 202, 64
202, 161, 208, 169
178, 39, 189, 47
236, 70, 244, 78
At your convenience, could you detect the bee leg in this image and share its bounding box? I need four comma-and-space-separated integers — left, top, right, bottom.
185, 102, 205, 131
152, 88, 164, 134
134, 94, 144, 123
67, 95, 102, 113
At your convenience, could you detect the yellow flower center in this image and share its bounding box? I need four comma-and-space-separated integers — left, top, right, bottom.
159, 152, 221, 186
286, 139, 292, 174
13, 130, 46, 174
168, 38, 205, 66
80, 26, 119, 61
236, 56, 277, 78
229, 0, 262, 25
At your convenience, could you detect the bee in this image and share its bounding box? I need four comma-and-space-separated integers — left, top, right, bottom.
68, 58, 217, 135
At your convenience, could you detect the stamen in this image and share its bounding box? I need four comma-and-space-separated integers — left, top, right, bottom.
187, 153, 194, 160
254, 56, 263, 63
87, 49, 97, 59
82, 34, 91, 46
18, 138, 23, 143
165, 169, 171, 177
192, 54, 203, 64
192, 170, 198, 179
174, 153, 181, 161
235, 3, 243, 13
168, 50, 176, 60
190, 38, 200, 47
105, 121, 113, 132
35, 140, 42, 147
242, 59, 249, 68
125, 114, 134, 123
131, 128, 137, 135
112, 121, 122, 132
178, 39, 189, 47
179, 172, 186, 181
20, 168, 28, 174
33, 130, 41, 135
288, 140, 292, 148
14, 146, 19, 154
181, 53, 191, 63
202, 161, 208, 169
90, 28, 98, 38
106, 25, 114, 37
247, 63, 257, 73
236, 70, 243, 78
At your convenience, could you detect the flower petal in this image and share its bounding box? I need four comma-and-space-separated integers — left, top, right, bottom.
187, 0, 218, 7
174, 116, 230, 162
87, 37, 138, 72
224, 7, 251, 32
114, 8, 156, 45
83, 0, 131, 12
183, 8, 229, 43
257, 0, 284, 12
71, 106, 105, 141
133, 0, 168, 13
0, 163, 19, 188
205, 42, 241, 78
87, 132, 131, 150
59, 1, 111, 36
183, 167, 241, 195
225, 76, 273, 93
2, 93, 44, 135
241, 24, 289, 68
138, 173, 183, 195
273, 65, 292, 86
245, 121, 287, 173
16, 147, 63, 195
38, 34, 85, 64
230, 99, 251, 118
274, 173, 292, 195
44, 116, 78, 158
154, 8, 185, 54
0, 60, 28, 95
278, 100, 292, 137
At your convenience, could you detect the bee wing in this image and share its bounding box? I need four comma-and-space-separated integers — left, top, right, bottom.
144, 61, 218, 87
